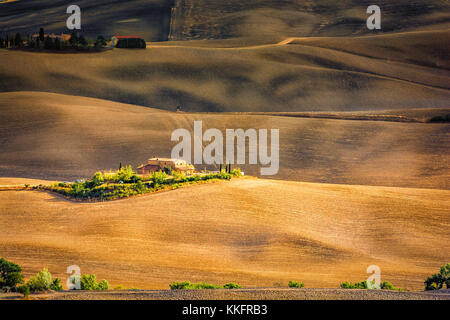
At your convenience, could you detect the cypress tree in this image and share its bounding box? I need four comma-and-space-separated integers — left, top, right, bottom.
54, 37, 61, 50
14, 33, 22, 47
39, 28, 45, 42
44, 35, 53, 49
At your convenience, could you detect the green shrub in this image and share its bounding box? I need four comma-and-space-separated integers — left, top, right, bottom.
50, 278, 63, 291
151, 171, 168, 185
380, 281, 401, 291
223, 283, 241, 289
340, 281, 368, 289
170, 281, 240, 290
231, 168, 242, 177
288, 281, 305, 288
425, 263, 450, 291
92, 172, 105, 185
191, 283, 221, 289
80, 274, 98, 290
17, 284, 30, 298
169, 281, 192, 290
27, 268, 52, 291
172, 171, 186, 181
43, 169, 241, 201
115, 166, 141, 183
79, 274, 109, 290
0, 258, 24, 288
340, 280, 401, 291
97, 279, 109, 290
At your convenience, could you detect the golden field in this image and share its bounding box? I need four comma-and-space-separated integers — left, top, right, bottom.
0, 177, 449, 291
0, 92, 448, 188
0, 30, 449, 113
0, 91, 448, 292
0, 5, 449, 296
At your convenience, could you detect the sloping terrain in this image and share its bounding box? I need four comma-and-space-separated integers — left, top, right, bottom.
169, 0, 450, 40
0, 0, 174, 41
0, 31, 449, 112
0, 177, 449, 290
1, 0, 449, 40
4, 288, 450, 300
0, 92, 448, 189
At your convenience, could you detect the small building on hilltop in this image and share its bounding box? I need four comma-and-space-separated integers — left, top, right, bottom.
137, 158, 194, 176
111, 36, 146, 48
32, 33, 71, 41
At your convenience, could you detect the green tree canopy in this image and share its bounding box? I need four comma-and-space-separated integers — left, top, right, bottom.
0, 258, 24, 288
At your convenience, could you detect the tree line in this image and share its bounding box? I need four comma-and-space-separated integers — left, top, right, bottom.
0, 28, 107, 51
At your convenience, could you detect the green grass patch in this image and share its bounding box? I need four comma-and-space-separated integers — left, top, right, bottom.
36, 166, 242, 201
169, 281, 241, 290
288, 281, 305, 288
340, 280, 402, 291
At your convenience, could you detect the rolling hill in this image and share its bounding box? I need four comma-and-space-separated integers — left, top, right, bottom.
0, 0, 449, 298
0, 30, 449, 112
169, 0, 450, 40
0, 92, 448, 189
1, 176, 449, 290
0, 0, 174, 41
1, 0, 449, 40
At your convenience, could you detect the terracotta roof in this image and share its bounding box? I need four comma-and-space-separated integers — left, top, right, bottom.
114, 36, 141, 39
176, 167, 195, 171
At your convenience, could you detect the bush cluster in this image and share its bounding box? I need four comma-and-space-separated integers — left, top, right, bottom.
75, 274, 109, 291
40, 165, 242, 201
424, 263, 450, 291
288, 281, 305, 288
429, 114, 450, 123
340, 280, 401, 291
0, 258, 24, 289
169, 281, 241, 290
1, 28, 108, 51
18, 268, 63, 295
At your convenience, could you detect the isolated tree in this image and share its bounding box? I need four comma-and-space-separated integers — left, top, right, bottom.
78, 35, 87, 47
95, 35, 106, 48
425, 263, 450, 290
0, 258, 24, 288
69, 30, 78, 47
39, 28, 45, 42
44, 35, 53, 49
14, 33, 22, 47
27, 268, 52, 291
9, 36, 14, 48
54, 37, 61, 50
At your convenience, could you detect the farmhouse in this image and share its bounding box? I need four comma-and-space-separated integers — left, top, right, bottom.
137, 158, 195, 176
111, 36, 146, 48
32, 33, 71, 41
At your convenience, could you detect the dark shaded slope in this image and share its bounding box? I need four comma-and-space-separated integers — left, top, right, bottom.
1, 0, 449, 41
0, 0, 174, 41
